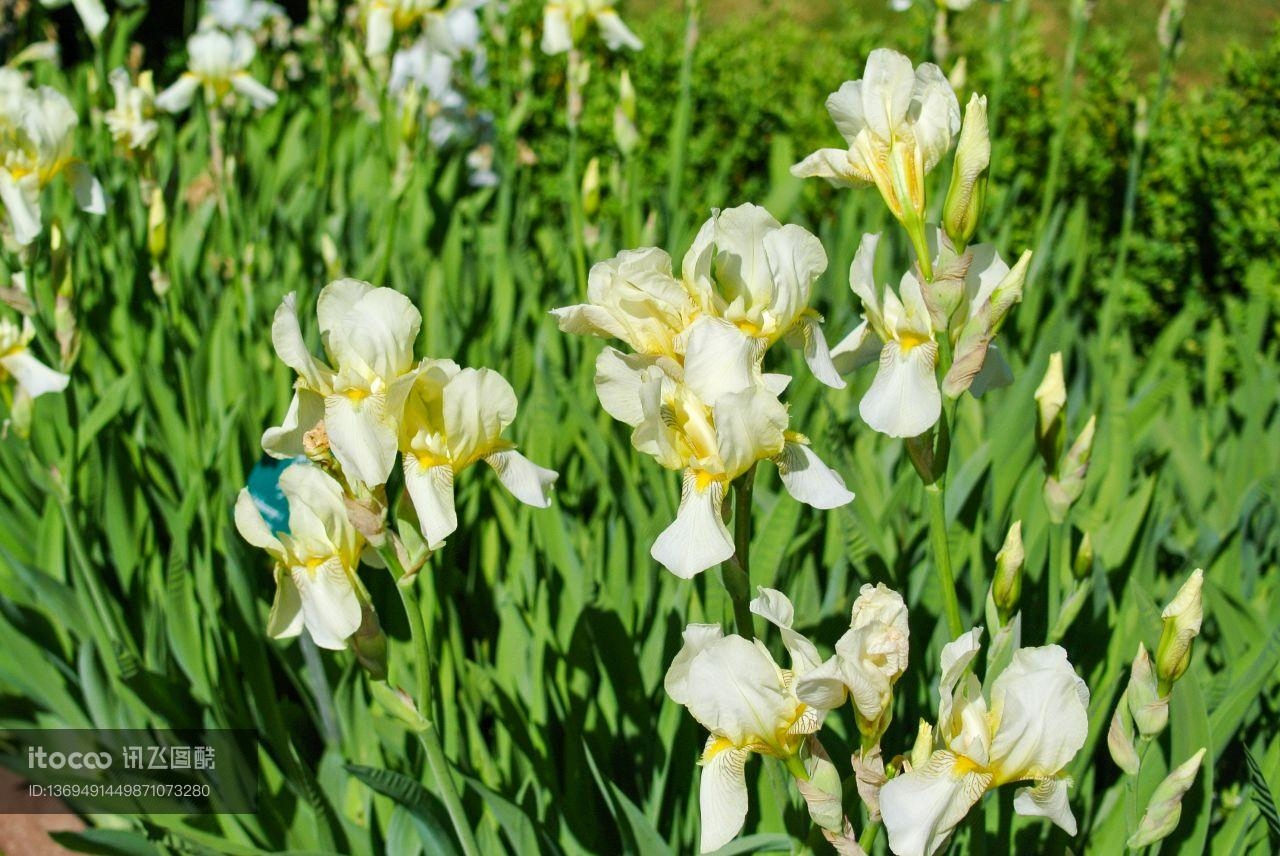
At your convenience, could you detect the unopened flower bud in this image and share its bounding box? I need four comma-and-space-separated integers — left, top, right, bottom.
613, 70, 639, 156
1127, 748, 1206, 849
1108, 688, 1141, 776
943, 93, 989, 250
1034, 352, 1067, 470
51, 224, 79, 367
1044, 414, 1095, 523
1156, 568, 1203, 695
581, 156, 601, 218
1073, 531, 1094, 581
369, 680, 428, 731
148, 187, 167, 260
1127, 643, 1169, 738
350, 602, 388, 680
992, 520, 1024, 624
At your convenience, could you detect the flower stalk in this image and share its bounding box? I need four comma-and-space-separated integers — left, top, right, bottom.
722, 466, 757, 639
381, 543, 481, 856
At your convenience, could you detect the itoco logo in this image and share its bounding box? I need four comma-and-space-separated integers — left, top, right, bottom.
27, 747, 113, 770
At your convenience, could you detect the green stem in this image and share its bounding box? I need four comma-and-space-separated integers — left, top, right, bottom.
722, 468, 757, 639
1126, 739, 1154, 837
1047, 522, 1066, 641
925, 483, 964, 639
858, 818, 881, 852
383, 546, 481, 856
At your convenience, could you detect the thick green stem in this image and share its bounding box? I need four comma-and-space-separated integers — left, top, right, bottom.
383, 547, 481, 856
1047, 522, 1066, 640
925, 483, 964, 639
722, 468, 757, 639
858, 818, 880, 852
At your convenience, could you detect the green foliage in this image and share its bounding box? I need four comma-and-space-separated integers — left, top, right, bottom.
0, 2, 1276, 855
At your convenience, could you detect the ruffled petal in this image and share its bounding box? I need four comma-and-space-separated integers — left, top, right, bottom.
444, 367, 517, 466
324, 392, 398, 487
262, 388, 326, 459
698, 741, 751, 853
859, 341, 941, 438
789, 147, 859, 188
485, 449, 557, 508
0, 351, 69, 398
989, 645, 1090, 783
271, 293, 330, 390
231, 72, 278, 109
774, 439, 854, 510
651, 472, 733, 579
593, 347, 658, 426
880, 751, 990, 856
154, 73, 200, 113
830, 320, 883, 375
713, 386, 788, 479
1013, 777, 1078, 836
860, 49, 916, 141
67, 162, 105, 215
540, 4, 572, 54
825, 80, 866, 145
749, 586, 823, 674
790, 313, 845, 389
594, 10, 642, 51
402, 455, 456, 550
291, 557, 361, 650
266, 566, 304, 639
234, 488, 284, 553
0, 168, 41, 246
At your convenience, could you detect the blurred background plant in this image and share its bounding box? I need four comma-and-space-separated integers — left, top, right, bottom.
0, 0, 1276, 853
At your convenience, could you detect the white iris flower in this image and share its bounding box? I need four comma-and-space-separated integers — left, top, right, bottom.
879, 629, 1090, 856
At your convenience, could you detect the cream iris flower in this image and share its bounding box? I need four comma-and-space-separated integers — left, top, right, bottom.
105, 68, 158, 151
682, 204, 845, 388
831, 233, 940, 438
665, 590, 839, 853
595, 318, 851, 577
155, 29, 278, 113
0, 76, 105, 246
541, 0, 642, 55
553, 245, 697, 361
202, 0, 285, 31
880, 629, 1090, 856
363, 0, 481, 58
794, 583, 910, 744
554, 203, 843, 387
39, 0, 109, 39
265, 279, 422, 489
0, 315, 70, 403
791, 48, 959, 228
235, 464, 365, 650
830, 233, 1028, 438
398, 360, 558, 549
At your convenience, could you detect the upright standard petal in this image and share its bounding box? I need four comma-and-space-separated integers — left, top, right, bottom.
988, 645, 1089, 783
